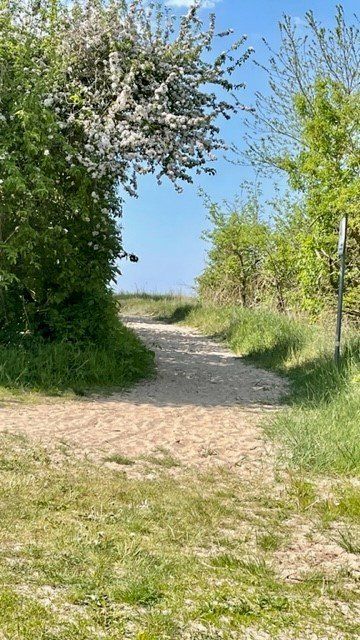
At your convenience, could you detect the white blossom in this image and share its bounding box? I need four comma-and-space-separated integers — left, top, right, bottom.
46, 0, 251, 193
3, 0, 252, 201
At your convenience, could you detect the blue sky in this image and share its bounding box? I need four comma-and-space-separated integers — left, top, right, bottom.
117, 0, 358, 295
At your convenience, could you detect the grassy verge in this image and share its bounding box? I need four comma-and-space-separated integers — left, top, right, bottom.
118, 294, 360, 476
0, 320, 154, 397
0, 433, 359, 639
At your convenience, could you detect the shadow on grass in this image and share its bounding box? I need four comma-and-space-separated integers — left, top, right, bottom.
242, 334, 306, 372
0, 325, 155, 397
244, 335, 360, 408
159, 304, 360, 411
158, 304, 199, 324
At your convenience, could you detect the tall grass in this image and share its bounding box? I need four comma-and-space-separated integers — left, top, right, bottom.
118, 292, 195, 321
0, 321, 154, 395
118, 294, 360, 476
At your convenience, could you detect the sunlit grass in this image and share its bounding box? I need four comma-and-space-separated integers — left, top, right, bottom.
0, 433, 358, 639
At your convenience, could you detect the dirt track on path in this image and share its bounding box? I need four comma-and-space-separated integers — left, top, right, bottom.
2, 318, 360, 604
0, 316, 287, 470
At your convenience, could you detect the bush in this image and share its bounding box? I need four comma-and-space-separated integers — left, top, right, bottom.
0, 1, 249, 347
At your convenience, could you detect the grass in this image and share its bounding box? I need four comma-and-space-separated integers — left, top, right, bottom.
118, 294, 360, 476
118, 292, 195, 323
337, 528, 360, 555
0, 433, 359, 639
0, 321, 154, 397
143, 448, 181, 469
104, 454, 136, 466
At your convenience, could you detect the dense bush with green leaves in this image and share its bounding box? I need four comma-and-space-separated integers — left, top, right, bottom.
198, 189, 304, 311
0, 3, 121, 343
198, 191, 269, 307
281, 79, 360, 314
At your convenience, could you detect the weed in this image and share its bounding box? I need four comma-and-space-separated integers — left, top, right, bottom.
337, 528, 360, 555
144, 448, 181, 469
257, 532, 282, 552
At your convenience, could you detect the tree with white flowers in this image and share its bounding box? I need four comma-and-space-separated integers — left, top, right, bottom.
0, 0, 251, 343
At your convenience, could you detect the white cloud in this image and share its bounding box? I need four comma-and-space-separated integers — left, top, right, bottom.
167, 0, 221, 9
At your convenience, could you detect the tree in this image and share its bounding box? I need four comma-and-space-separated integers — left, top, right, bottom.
262, 195, 303, 312
244, 5, 360, 173
198, 190, 269, 307
281, 80, 360, 314
244, 6, 360, 316
0, 2, 121, 343
0, 0, 252, 343
54, 0, 254, 191
198, 188, 306, 312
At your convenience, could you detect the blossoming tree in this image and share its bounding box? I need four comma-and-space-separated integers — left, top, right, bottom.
0, 0, 252, 343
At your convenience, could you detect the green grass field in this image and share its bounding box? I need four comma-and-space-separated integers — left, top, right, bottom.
119, 294, 360, 476
0, 434, 359, 640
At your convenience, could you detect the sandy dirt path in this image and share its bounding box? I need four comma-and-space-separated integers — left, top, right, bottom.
1, 318, 360, 598
0, 316, 287, 469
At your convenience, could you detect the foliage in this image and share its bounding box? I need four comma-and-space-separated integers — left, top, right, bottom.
198, 7, 359, 317
197, 190, 269, 306
0, 0, 251, 344
118, 294, 360, 476
53, 0, 253, 191
0, 1, 121, 343
245, 5, 360, 172
243, 6, 360, 316
261, 199, 303, 312
197, 188, 308, 311
280, 80, 360, 314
